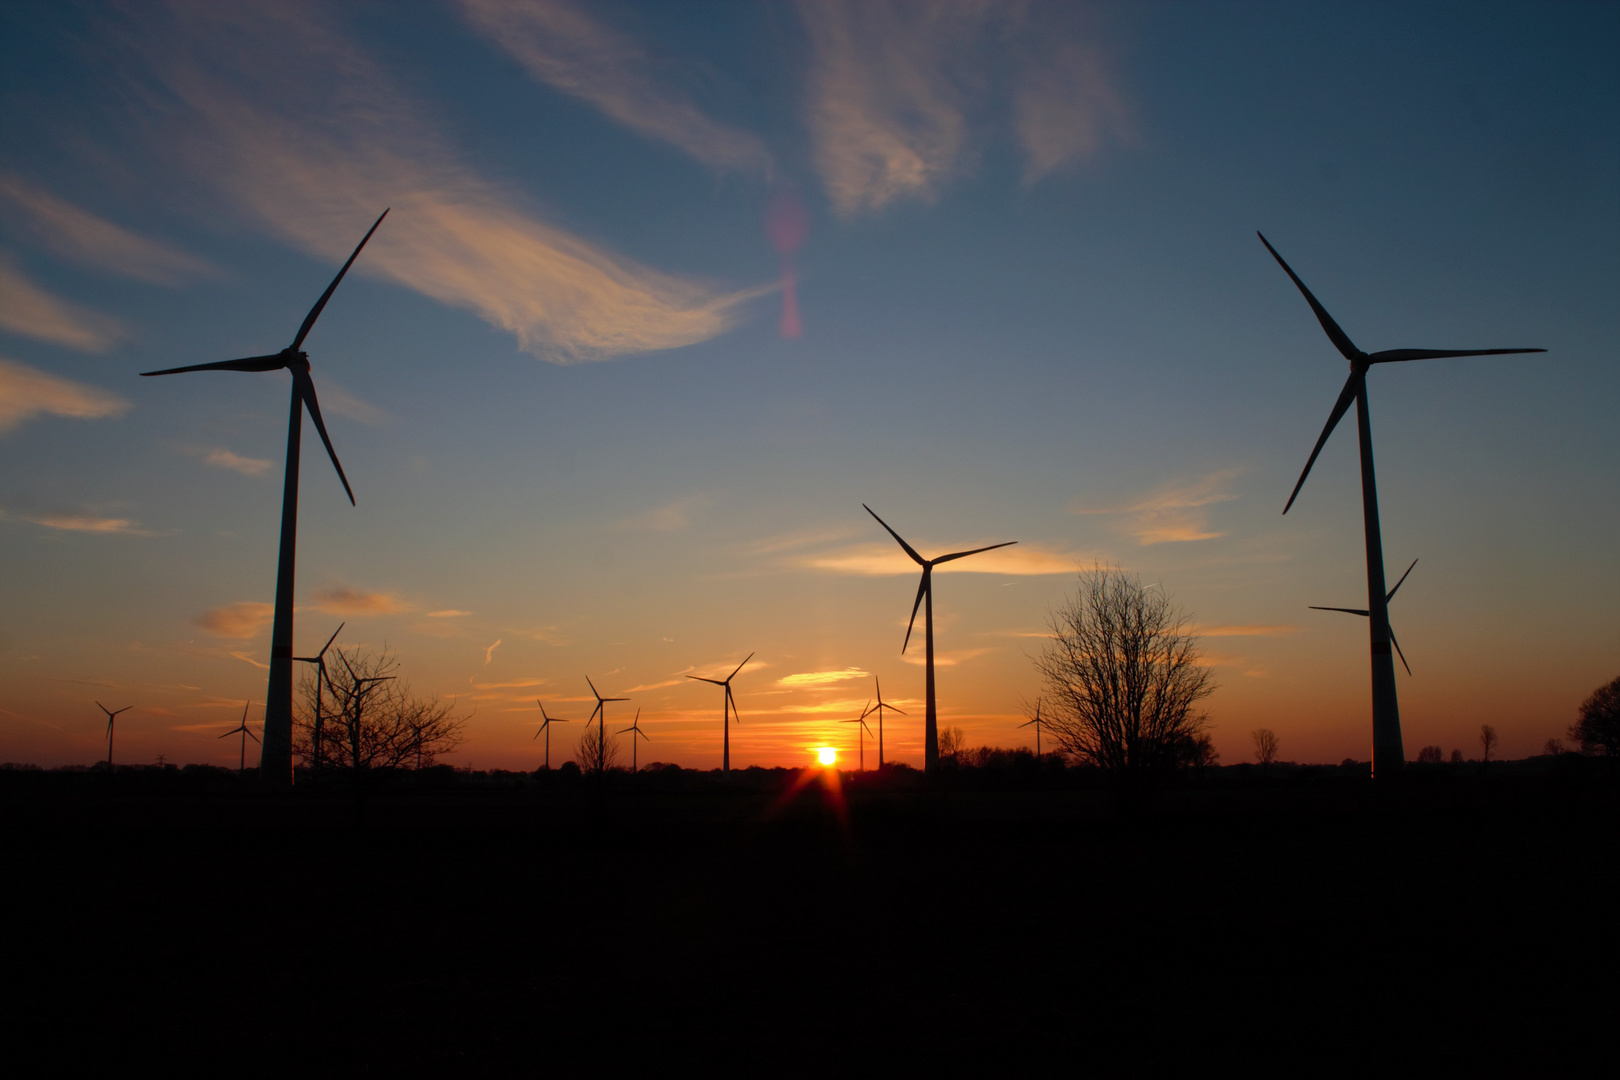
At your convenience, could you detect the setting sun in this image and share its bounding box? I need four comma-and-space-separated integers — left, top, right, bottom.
817, 747, 837, 766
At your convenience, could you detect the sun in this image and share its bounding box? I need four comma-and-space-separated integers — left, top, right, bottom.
817, 747, 837, 766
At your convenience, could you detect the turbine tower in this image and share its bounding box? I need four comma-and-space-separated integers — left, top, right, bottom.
1312, 558, 1419, 677
687, 653, 752, 773
862, 676, 905, 770
143, 210, 389, 787
97, 702, 132, 768
219, 701, 260, 773
1260, 233, 1542, 778
618, 709, 650, 773
842, 702, 875, 771
863, 505, 1015, 773
585, 676, 628, 776
533, 701, 571, 770
1019, 700, 1045, 757
293, 622, 343, 777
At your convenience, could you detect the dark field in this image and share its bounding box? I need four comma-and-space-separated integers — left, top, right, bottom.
8, 767, 1613, 1071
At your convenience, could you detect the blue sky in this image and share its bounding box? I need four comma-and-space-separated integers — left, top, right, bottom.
2, 0, 1615, 770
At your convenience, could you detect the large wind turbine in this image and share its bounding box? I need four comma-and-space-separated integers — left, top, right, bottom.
618, 709, 650, 773
1260, 233, 1542, 779
293, 622, 343, 778
533, 701, 571, 770
219, 701, 260, 773
1019, 700, 1046, 757
862, 676, 905, 770
585, 676, 628, 776
842, 703, 875, 772
1312, 558, 1419, 677
143, 210, 389, 787
97, 702, 132, 768
863, 505, 1015, 773
687, 653, 752, 774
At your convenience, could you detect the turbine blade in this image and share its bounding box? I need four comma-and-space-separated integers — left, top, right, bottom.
141, 355, 286, 377
887, 703, 907, 716
537, 700, 550, 722
1257, 232, 1361, 360
1391, 628, 1412, 676
1386, 558, 1418, 601
727, 652, 755, 682
933, 540, 1017, 565
1283, 372, 1360, 514
726, 686, 740, 724
318, 622, 345, 657
291, 209, 389, 351
217, 729, 233, 739
1308, 605, 1371, 616
1368, 347, 1546, 364
638, 728, 650, 741
292, 369, 355, 506
246, 729, 259, 743
863, 504, 926, 566
902, 570, 928, 654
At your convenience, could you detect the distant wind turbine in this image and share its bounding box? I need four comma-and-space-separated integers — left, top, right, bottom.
842, 702, 875, 772
143, 210, 389, 787
618, 709, 650, 773
97, 702, 132, 768
687, 653, 752, 774
1312, 558, 1419, 676
1259, 232, 1542, 778
293, 622, 343, 777
218, 701, 260, 773
338, 651, 395, 772
863, 505, 1016, 773
1019, 700, 1046, 756
585, 676, 628, 776
862, 676, 906, 771
533, 701, 571, 770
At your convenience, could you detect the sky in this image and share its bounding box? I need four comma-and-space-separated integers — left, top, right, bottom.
1, 0, 1615, 772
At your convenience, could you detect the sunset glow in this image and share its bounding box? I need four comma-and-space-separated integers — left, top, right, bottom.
817, 747, 838, 767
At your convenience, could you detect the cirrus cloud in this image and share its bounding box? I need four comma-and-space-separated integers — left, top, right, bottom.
0, 358, 129, 432
197, 601, 274, 639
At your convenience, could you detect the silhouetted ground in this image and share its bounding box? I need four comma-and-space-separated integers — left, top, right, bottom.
7, 765, 1612, 1071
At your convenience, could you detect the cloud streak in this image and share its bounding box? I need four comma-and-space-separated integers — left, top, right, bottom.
0, 358, 129, 432
0, 256, 127, 352
25, 512, 152, 535
803, 542, 1083, 577
197, 601, 274, 639
203, 448, 272, 476
119, 3, 758, 363
1073, 469, 1240, 545
459, 0, 772, 177
309, 586, 408, 616
0, 173, 219, 285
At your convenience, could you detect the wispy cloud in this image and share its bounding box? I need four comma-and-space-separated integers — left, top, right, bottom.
309, 586, 408, 616
117, 4, 759, 363
317, 378, 388, 426
620, 494, 713, 533
0, 256, 127, 352
803, 542, 1083, 577
25, 512, 152, 535
0, 173, 219, 285
229, 651, 270, 670
798, 2, 1131, 216
484, 639, 503, 665
202, 447, 272, 476
778, 668, 869, 688
1197, 625, 1302, 638
197, 601, 274, 639
899, 646, 993, 669
740, 524, 859, 556
426, 609, 472, 618
459, 0, 772, 177
471, 677, 545, 691
0, 358, 129, 432
1072, 469, 1240, 545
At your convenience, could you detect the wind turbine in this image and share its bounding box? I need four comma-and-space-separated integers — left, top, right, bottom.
687, 653, 752, 774
1019, 699, 1046, 757
293, 622, 344, 777
533, 701, 571, 770
842, 702, 875, 772
585, 676, 628, 776
142, 210, 389, 787
97, 702, 132, 768
1312, 558, 1419, 677
863, 505, 1016, 773
862, 676, 906, 770
218, 701, 260, 773
617, 709, 650, 773
337, 651, 395, 772
1260, 233, 1543, 778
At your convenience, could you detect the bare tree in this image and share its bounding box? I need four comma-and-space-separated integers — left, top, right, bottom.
1252, 729, 1280, 772
1033, 566, 1215, 782
937, 725, 966, 764
293, 647, 466, 774
575, 723, 621, 772
1568, 676, 1620, 757
1542, 737, 1563, 758
1479, 724, 1498, 764
1449, 749, 1464, 764
1417, 745, 1444, 764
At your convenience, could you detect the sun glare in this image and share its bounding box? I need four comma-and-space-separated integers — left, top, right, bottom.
817, 747, 837, 766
